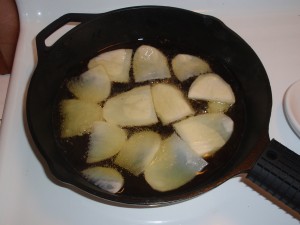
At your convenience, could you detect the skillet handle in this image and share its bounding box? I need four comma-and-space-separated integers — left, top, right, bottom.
36, 13, 97, 58
247, 139, 300, 214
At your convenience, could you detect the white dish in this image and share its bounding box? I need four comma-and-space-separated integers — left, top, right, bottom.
284, 80, 300, 138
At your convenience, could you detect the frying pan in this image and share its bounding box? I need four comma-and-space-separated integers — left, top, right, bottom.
26, 6, 300, 211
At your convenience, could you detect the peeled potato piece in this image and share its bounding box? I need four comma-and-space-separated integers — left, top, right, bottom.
172, 54, 212, 81
86, 121, 127, 163
60, 99, 103, 138
88, 49, 133, 83
151, 83, 194, 125
115, 131, 161, 176
144, 133, 207, 192
173, 113, 234, 157
188, 73, 235, 104
67, 66, 111, 103
103, 85, 158, 127
133, 45, 171, 82
82, 167, 124, 193
207, 101, 231, 113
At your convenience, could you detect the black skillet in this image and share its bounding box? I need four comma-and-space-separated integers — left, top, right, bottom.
26, 6, 300, 212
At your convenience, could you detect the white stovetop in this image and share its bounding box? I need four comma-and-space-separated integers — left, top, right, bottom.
0, 0, 300, 224
0, 75, 10, 125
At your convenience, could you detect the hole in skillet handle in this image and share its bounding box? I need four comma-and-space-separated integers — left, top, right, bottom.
44, 22, 81, 47
35, 13, 98, 59
247, 139, 300, 214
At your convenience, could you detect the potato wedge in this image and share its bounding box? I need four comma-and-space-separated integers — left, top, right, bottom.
103, 85, 158, 127
67, 66, 111, 103
188, 73, 235, 104
60, 99, 103, 138
82, 167, 124, 193
86, 121, 127, 163
151, 83, 194, 125
172, 54, 212, 81
88, 49, 132, 83
115, 131, 161, 176
173, 113, 234, 156
133, 45, 171, 82
144, 133, 207, 192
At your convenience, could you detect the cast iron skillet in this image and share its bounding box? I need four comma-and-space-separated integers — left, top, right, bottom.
26, 6, 300, 211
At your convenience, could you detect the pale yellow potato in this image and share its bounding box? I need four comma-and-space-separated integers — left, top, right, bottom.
60, 99, 103, 138
144, 133, 207, 192
103, 85, 158, 127
82, 167, 124, 193
172, 54, 212, 81
86, 121, 127, 163
173, 113, 234, 157
115, 131, 161, 176
151, 83, 194, 125
133, 45, 171, 82
67, 65, 111, 103
188, 73, 235, 104
207, 101, 231, 113
88, 49, 133, 83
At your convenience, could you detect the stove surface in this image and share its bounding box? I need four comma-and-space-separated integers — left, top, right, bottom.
0, 0, 299, 224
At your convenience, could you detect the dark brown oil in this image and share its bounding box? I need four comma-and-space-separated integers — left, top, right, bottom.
52, 41, 246, 197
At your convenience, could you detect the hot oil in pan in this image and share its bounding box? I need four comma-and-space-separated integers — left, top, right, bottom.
52, 41, 246, 197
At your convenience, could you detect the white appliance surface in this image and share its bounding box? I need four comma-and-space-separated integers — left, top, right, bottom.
0, 0, 300, 224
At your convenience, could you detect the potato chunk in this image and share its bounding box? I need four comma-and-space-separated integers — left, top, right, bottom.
88, 49, 133, 83
86, 121, 127, 163
103, 85, 158, 127
207, 101, 231, 113
67, 66, 111, 103
188, 73, 235, 104
144, 133, 207, 192
115, 131, 161, 176
133, 45, 171, 82
151, 83, 194, 125
82, 167, 124, 193
172, 54, 212, 81
173, 113, 234, 157
60, 99, 103, 138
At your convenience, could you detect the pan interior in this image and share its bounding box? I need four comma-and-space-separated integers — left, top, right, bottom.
52, 40, 247, 199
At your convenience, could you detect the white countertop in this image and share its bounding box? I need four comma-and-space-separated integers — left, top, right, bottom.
0, 74, 10, 126
0, 0, 300, 224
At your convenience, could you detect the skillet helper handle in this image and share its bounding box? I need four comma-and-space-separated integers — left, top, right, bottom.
247, 139, 300, 213
36, 13, 96, 58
